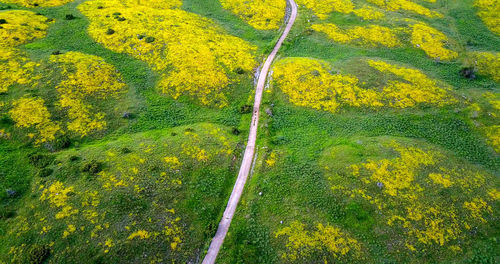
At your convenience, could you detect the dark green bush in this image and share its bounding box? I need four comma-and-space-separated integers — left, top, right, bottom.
37, 168, 53, 178
28, 245, 51, 264
81, 160, 103, 174
120, 147, 132, 154
28, 153, 54, 168
239, 105, 252, 114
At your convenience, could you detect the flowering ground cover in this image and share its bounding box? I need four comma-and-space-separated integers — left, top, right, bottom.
215, 0, 499, 263
219, 0, 287, 30
0, 0, 268, 263
2, 123, 241, 263
79, 0, 257, 108
0, 0, 498, 263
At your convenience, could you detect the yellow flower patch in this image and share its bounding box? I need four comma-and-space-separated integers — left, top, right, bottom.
265, 151, 277, 167
79, 0, 257, 108
40, 181, 74, 208
470, 51, 500, 82
164, 156, 182, 169
0, 48, 40, 94
50, 51, 126, 136
118, 0, 182, 9
310, 20, 457, 62
219, 0, 287, 30
295, 0, 354, 19
273, 58, 455, 112
273, 58, 383, 113
275, 221, 361, 261
484, 125, 500, 152
367, 0, 442, 18
0, 0, 75, 7
326, 140, 497, 253
312, 23, 401, 47
0, 10, 51, 47
367, 60, 455, 108
9, 97, 62, 144
410, 22, 458, 60
296, 0, 384, 20
352, 5, 385, 20
0, 10, 50, 93
474, 0, 500, 35
428, 173, 453, 188
128, 230, 151, 240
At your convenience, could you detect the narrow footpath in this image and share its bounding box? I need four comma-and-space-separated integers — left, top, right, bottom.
201, 1, 298, 263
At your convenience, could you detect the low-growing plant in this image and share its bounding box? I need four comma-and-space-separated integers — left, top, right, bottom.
37, 168, 53, 178
28, 153, 54, 168
28, 245, 51, 264
81, 160, 103, 174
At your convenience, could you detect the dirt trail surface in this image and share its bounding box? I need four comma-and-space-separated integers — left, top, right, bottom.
201, 1, 298, 263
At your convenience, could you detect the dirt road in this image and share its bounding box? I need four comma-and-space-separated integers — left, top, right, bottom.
201, 1, 298, 263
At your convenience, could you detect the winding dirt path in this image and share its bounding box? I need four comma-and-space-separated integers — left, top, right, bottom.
202, 1, 298, 263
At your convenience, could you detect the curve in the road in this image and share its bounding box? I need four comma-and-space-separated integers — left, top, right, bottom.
201, 1, 298, 263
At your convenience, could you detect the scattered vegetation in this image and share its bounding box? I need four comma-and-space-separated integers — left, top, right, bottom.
0, 0, 498, 263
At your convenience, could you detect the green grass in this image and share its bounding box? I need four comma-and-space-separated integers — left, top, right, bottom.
217, 0, 499, 263
0, 0, 270, 262
0, 0, 499, 263
1, 123, 243, 263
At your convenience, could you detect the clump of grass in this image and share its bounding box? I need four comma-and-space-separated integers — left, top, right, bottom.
37, 168, 53, 178
28, 245, 51, 264
28, 153, 54, 168
81, 160, 103, 174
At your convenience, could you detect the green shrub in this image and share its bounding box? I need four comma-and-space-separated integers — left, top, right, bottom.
37, 168, 53, 178
81, 160, 103, 174
28, 245, 51, 264
28, 153, 54, 168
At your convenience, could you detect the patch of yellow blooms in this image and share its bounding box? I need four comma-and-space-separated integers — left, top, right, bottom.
79, 0, 257, 108
265, 151, 277, 167
0, 0, 74, 7
9, 97, 61, 144
219, 0, 287, 30
0, 10, 50, 47
367, 60, 455, 107
470, 51, 500, 83
296, 0, 384, 20
0, 10, 48, 93
296, 0, 354, 19
50, 51, 126, 136
367, 0, 442, 18
474, 0, 500, 35
273, 58, 382, 112
410, 22, 458, 60
128, 230, 151, 240
328, 142, 497, 253
312, 21, 457, 61
275, 221, 360, 261
273, 58, 454, 113
484, 125, 500, 152
352, 5, 385, 20
312, 23, 400, 47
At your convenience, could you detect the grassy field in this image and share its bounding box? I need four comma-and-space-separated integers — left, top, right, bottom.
216, 0, 499, 263
0, 0, 498, 263
0, 0, 272, 262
